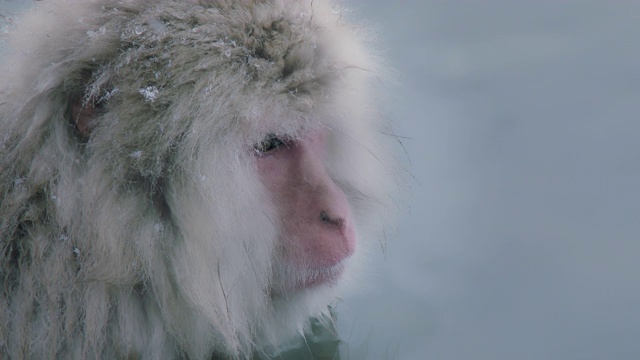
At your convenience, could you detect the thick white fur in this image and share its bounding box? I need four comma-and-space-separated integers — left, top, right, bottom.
0, 0, 398, 358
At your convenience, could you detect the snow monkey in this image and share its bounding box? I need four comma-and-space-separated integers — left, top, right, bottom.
0, 0, 399, 358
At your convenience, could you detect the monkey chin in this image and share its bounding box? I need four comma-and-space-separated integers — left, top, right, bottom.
268, 258, 350, 299
293, 262, 346, 290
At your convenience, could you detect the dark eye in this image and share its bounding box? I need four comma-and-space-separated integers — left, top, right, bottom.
254, 134, 285, 154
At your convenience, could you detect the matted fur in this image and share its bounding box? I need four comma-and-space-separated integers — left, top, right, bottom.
0, 0, 398, 358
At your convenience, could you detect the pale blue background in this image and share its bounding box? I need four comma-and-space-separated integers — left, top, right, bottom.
337, 1, 640, 359
3, 1, 640, 359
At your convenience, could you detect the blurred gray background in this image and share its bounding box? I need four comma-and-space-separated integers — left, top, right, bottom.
335, 1, 640, 359
3, 1, 640, 359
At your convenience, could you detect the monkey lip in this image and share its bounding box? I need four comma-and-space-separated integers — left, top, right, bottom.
295, 262, 346, 289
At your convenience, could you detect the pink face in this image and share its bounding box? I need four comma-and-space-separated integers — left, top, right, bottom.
255, 130, 356, 290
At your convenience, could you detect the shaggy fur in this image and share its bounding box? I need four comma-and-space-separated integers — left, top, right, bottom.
0, 0, 397, 359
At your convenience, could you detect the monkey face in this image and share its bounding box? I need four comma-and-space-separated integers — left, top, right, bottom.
254, 130, 356, 292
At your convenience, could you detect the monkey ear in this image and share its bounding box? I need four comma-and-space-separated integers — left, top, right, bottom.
70, 96, 96, 139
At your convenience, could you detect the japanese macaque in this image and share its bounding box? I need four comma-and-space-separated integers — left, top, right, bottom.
0, 0, 398, 359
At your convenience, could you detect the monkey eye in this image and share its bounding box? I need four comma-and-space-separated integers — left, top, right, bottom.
254, 134, 286, 155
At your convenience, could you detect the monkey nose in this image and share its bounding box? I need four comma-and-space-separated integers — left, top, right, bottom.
315, 205, 356, 263
320, 211, 345, 228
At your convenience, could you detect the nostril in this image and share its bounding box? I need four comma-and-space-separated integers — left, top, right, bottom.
320, 211, 344, 228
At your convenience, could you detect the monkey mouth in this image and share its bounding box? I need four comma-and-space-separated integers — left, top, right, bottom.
294, 262, 345, 289
269, 262, 346, 297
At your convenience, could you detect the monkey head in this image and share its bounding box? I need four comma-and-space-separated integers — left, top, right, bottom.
0, 0, 399, 358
